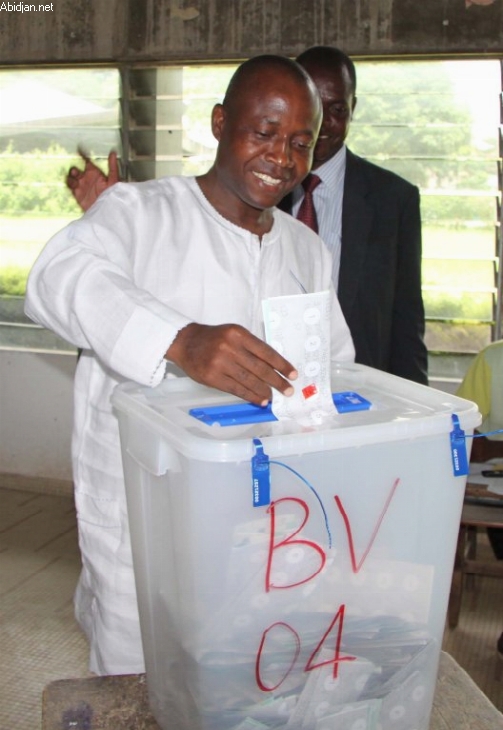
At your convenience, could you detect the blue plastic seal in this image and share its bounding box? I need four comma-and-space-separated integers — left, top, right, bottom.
332, 391, 372, 413
190, 402, 275, 426
189, 391, 372, 426
251, 438, 270, 507
450, 413, 469, 477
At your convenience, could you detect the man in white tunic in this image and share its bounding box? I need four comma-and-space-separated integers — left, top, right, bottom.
25, 55, 355, 675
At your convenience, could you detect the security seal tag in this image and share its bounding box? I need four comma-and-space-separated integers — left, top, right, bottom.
251, 438, 271, 507
450, 413, 469, 477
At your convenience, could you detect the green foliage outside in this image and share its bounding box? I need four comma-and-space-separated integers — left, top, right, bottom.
0, 216, 77, 296
0, 267, 24, 297
0, 267, 25, 296
423, 291, 491, 321
0, 65, 119, 298
349, 61, 496, 188
421, 195, 494, 226
0, 140, 83, 296
0, 142, 82, 216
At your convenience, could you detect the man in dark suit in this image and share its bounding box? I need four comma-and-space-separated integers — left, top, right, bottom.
282, 46, 428, 384
67, 47, 428, 385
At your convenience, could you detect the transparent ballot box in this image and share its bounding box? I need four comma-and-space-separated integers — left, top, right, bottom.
112, 363, 481, 730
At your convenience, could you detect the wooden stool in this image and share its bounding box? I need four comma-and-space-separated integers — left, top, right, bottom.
42, 652, 503, 729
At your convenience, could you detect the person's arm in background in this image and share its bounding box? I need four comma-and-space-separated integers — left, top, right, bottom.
66, 148, 121, 212
389, 183, 429, 385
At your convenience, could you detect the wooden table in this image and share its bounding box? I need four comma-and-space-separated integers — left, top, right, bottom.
42, 651, 503, 730
448, 480, 503, 628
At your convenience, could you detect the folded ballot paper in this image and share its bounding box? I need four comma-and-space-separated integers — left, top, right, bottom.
262, 291, 336, 427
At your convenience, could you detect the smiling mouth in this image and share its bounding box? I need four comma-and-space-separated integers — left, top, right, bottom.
253, 171, 283, 187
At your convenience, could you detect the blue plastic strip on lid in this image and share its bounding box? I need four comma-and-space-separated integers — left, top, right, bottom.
189, 391, 371, 426
189, 402, 276, 426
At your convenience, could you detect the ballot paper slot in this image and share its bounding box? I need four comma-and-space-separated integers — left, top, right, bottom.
189, 390, 372, 426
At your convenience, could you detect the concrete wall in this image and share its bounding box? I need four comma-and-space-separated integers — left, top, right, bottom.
0, 349, 74, 492
0, 0, 502, 66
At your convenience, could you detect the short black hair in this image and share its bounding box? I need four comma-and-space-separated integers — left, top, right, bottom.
296, 46, 357, 95
223, 54, 317, 109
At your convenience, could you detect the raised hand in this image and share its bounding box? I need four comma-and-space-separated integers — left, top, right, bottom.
167, 322, 297, 406
66, 148, 121, 212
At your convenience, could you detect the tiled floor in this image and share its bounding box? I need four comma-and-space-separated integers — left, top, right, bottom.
1, 483, 502, 730
441, 531, 503, 712
0, 487, 89, 730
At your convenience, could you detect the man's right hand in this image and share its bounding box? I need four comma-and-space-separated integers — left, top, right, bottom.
166, 323, 298, 406
66, 149, 120, 212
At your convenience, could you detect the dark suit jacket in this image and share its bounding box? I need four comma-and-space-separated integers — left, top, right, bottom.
280, 148, 428, 384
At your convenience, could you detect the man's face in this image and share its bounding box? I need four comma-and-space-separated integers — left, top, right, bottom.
302, 63, 356, 170
211, 72, 322, 218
